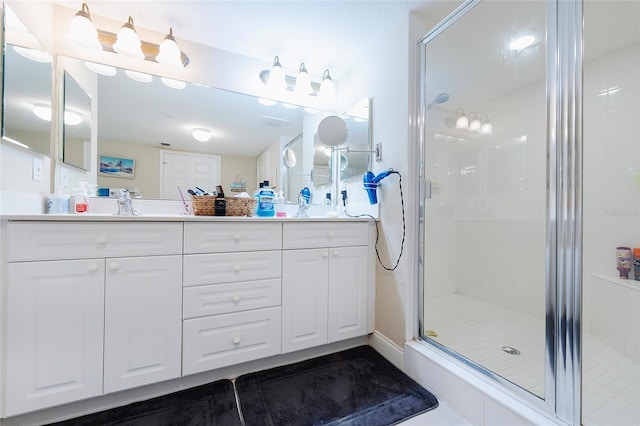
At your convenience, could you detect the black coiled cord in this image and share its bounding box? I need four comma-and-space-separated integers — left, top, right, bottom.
344, 170, 405, 271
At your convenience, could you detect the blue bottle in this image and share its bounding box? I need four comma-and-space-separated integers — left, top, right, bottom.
256, 181, 275, 217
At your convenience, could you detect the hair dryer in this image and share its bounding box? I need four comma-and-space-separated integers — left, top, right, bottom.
363, 169, 397, 204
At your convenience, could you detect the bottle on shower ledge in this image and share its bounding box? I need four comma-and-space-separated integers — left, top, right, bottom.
633, 248, 640, 281
617, 246, 632, 279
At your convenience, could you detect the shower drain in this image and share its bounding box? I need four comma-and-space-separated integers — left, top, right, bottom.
501, 346, 521, 355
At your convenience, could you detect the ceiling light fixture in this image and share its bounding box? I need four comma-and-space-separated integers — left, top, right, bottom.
32, 103, 52, 121
67, 3, 102, 50
63, 110, 83, 126
156, 28, 184, 68
12, 45, 52, 63
509, 35, 536, 51
85, 61, 117, 76
161, 77, 186, 89
192, 128, 211, 142
113, 16, 144, 60
33, 103, 82, 125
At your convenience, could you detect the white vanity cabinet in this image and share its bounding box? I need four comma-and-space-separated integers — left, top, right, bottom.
282, 222, 369, 353
2, 221, 183, 416
182, 222, 283, 376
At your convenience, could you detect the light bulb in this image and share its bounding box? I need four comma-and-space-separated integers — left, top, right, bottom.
469, 113, 481, 132
268, 56, 287, 90
294, 63, 313, 95
481, 118, 494, 134
455, 109, 469, 130
113, 17, 144, 60
67, 3, 102, 50
156, 28, 184, 68
318, 69, 335, 100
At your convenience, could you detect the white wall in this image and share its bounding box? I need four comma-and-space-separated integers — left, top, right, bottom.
582, 41, 640, 363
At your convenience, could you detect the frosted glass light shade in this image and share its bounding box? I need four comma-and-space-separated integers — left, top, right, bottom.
125, 70, 153, 83
67, 3, 102, 50
161, 77, 186, 89
156, 28, 184, 68
64, 110, 82, 126
13, 46, 52, 63
192, 128, 211, 142
294, 63, 313, 95
318, 69, 335, 99
32, 104, 52, 121
455, 110, 469, 130
268, 56, 287, 90
113, 17, 144, 60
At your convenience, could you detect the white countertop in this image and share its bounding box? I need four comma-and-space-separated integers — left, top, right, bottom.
0, 214, 374, 222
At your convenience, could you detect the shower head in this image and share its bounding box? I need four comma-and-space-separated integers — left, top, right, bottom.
427, 92, 450, 110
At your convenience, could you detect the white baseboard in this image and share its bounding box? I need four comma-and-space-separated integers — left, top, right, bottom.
368, 330, 404, 370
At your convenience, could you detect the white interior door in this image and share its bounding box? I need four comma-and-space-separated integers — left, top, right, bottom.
160, 150, 220, 198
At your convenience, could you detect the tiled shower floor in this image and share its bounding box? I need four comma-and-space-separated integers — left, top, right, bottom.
424, 294, 639, 426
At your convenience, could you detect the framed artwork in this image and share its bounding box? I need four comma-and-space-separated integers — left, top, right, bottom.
99, 155, 135, 179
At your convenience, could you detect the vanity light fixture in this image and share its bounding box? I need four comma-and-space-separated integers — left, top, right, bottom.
66, 7, 189, 67
192, 128, 211, 142
113, 17, 144, 60
259, 56, 333, 99
67, 3, 102, 50
125, 69, 153, 83
294, 63, 313, 95
161, 77, 186, 89
12, 45, 52, 63
86, 61, 117, 76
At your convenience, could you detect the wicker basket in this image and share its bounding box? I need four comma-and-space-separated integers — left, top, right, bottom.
191, 195, 256, 217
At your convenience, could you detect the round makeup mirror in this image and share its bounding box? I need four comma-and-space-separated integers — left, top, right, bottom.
283, 147, 297, 168
317, 115, 348, 147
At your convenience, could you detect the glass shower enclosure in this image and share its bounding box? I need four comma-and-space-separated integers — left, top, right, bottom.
418, 0, 638, 424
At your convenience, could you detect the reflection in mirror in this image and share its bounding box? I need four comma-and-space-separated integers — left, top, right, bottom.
283, 146, 297, 168
60, 56, 336, 201
312, 97, 370, 197
62, 71, 91, 170
1, 4, 52, 156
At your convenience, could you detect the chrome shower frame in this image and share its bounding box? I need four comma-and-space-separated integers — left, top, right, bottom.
415, 0, 583, 424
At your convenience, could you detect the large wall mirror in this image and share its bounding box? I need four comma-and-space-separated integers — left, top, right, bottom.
61, 56, 351, 202
1, 3, 52, 156
62, 71, 91, 170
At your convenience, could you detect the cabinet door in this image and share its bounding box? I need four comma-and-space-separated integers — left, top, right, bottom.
103, 255, 182, 394
328, 246, 369, 342
5, 260, 105, 417
282, 249, 328, 353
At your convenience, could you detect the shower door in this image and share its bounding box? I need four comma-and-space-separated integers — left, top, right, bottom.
419, 0, 548, 401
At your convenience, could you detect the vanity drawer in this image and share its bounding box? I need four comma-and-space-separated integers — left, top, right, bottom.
182, 307, 281, 376
183, 251, 281, 287
6, 222, 183, 261
283, 222, 368, 249
184, 222, 282, 254
183, 278, 281, 319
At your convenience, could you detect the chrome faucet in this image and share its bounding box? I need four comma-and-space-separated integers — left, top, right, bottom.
113, 189, 141, 216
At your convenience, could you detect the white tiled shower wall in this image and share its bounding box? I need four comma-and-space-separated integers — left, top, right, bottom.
425, 79, 547, 321
583, 41, 640, 364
